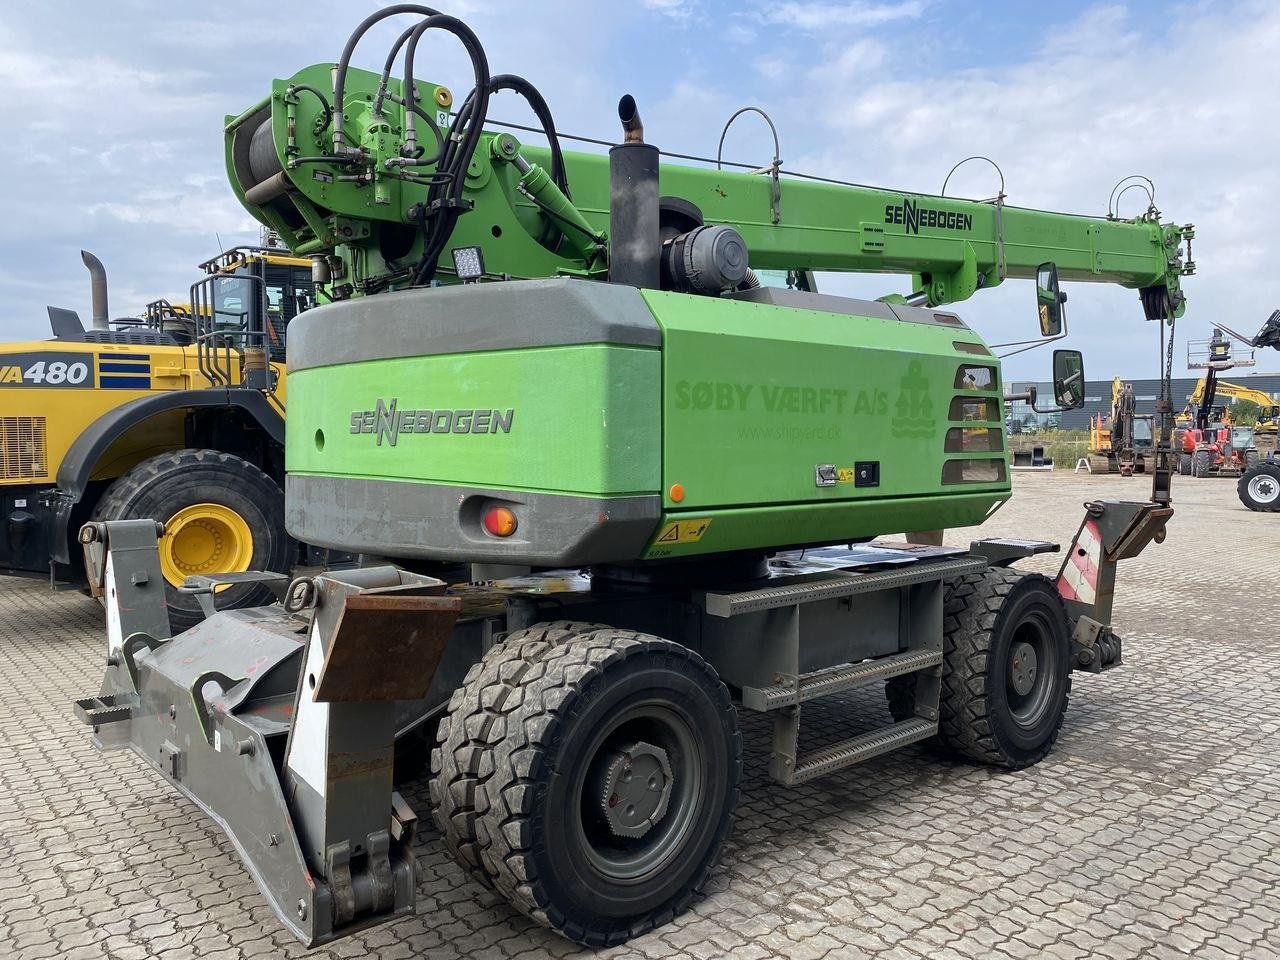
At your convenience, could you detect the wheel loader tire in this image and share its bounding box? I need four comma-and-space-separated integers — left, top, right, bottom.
428, 621, 607, 887
92, 449, 288, 631
888, 569, 1071, 769
1238, 460, 1280, 512
1177, 453, 1192, 476
474, 630, 741, 947
1192, 449, 1212, 478
1245, 449, 1260, 469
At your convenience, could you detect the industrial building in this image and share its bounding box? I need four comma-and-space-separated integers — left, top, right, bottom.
1008, 373, 1280, 431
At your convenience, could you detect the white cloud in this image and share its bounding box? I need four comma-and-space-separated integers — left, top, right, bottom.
758, 1, 927, 31
3, 0, 1279, 390
642, 0, 699, 21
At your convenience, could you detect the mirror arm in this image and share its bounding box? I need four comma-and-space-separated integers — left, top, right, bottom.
990, 310, 1069, 358
1001, 385, 1074, 415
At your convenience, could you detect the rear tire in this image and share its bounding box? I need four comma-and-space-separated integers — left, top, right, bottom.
92, 449, 288, 631
475, 630, 740, 946
429, 621, 606, 886
1238, 460, 1280, 512
1177, 453, 1192, 476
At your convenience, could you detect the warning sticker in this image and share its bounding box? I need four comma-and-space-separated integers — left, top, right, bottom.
653, 519, 712, 545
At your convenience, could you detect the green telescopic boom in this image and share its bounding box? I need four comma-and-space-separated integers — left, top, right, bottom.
226, 63, 1193, 318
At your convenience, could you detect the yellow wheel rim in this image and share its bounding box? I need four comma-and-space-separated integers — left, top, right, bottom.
159, 503, 254, 589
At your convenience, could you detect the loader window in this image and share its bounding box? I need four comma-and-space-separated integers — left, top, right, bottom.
261, 265, 316, 360
213, 276, 253, 331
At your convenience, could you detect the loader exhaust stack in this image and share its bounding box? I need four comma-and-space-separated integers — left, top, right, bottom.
80, 249, 109, 330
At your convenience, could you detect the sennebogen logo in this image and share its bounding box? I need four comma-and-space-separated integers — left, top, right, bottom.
883, 197, 973, 235
349, 398, 514, 446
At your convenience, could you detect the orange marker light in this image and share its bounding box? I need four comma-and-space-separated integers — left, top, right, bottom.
669, 483, 685, 503
483, 506, 518, 537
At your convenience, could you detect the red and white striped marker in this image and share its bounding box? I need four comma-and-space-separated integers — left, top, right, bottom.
1058, 519, 1101, 605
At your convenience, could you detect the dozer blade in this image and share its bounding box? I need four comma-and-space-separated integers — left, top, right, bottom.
73, 520, 460, 946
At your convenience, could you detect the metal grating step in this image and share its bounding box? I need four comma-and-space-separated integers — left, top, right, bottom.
742, 649, 942, 711
73, 694, 131, 726
705, 556, 986, 618
780, 717, 937, 785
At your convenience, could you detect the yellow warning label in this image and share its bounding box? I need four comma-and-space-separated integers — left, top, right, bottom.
654, 519, 712, 545
836, 467, 855, 483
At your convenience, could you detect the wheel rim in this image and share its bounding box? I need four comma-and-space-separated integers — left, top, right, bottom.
1248, 473, 1280, 505
574, 700, 704, 884
1004, 613, 1058, 728
159, 503, 255, 588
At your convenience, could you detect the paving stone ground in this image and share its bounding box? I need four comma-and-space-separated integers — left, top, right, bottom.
1, 472, 1277, 960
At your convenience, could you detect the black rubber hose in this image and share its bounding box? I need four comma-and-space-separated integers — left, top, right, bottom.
487, 75, 568, 197
288, 83, 333, 133
403, 14, 489, 173
401, 15, 490, 285
333, 4, 440, 151
453, 74, 568, 248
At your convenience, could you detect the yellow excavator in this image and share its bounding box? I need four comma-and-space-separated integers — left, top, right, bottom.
1089, 377, 1152, 475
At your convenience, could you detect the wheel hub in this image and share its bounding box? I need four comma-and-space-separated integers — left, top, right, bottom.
1008, 641, 1038, 697
1249, 474, 1279, 504
597, 741, 673, 839
159, 503, 254, 588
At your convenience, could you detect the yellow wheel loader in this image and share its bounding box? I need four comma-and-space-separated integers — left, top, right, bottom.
1, 246, 314, 628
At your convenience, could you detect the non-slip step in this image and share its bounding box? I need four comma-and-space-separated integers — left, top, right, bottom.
705, 556, 986, 618
777, 717, 938, 784
742, 649, 942, 711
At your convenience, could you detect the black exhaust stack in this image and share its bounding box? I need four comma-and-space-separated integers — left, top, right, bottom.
609, 95, 660, 288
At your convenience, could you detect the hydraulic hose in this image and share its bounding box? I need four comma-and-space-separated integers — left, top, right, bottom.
332, 4, 440, 153
287, 83, 333, 134
457, 74, 570, 247
487, 75, 569, 197
401, 14, 490, 285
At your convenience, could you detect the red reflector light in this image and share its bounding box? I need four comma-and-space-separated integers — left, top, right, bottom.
483, 506, 518, 537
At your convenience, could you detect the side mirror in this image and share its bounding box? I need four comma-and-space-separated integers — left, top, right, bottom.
1052, 349, 1085, 409
1035, 261, 1067, 337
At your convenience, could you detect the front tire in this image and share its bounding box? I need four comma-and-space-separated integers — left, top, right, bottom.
888, 569, 1072, 769
473, 630, 741, 946
92, 449, 288, 630
1238, 460, 1280, 512
1177, 453, 1192, 476
939, 569, 1072, 768
1192, 448, 1212, 478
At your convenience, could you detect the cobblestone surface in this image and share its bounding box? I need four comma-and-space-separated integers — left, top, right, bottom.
1, 472, 1277, 959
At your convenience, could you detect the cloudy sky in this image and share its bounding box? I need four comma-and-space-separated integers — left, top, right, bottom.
2, 0, 1277, 380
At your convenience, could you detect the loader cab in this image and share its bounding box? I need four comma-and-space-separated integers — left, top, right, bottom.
199, 247, 314, 363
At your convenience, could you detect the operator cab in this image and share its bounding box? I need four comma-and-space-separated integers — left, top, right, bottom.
198, 246, 315, 362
